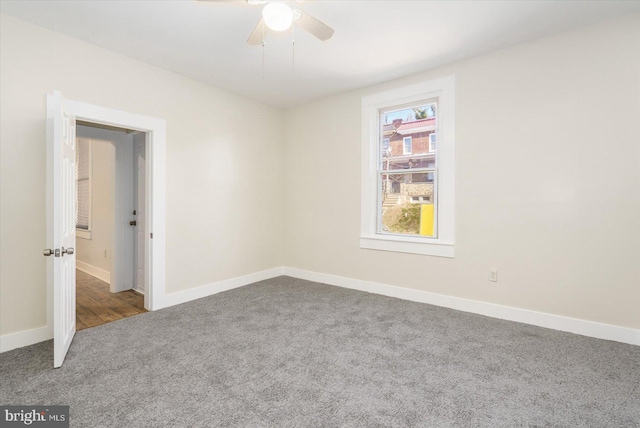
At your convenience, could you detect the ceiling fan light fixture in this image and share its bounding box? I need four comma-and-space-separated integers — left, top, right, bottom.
262, 3, 294, 32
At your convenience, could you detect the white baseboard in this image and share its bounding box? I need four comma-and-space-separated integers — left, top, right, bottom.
282, 267, 640, 346
76, 260, 111, 284
0, 325, 52, 353
3, 265, 637, 353
159, 267, 284, 309
0, 267, 284, 353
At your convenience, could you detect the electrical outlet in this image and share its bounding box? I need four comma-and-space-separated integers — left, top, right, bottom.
489, 269, 498, 282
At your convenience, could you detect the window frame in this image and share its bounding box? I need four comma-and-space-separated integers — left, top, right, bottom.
402, 136, 412, 155
76, 138, 93, 240
429, 133, 436, 153
360, 76, 455, 257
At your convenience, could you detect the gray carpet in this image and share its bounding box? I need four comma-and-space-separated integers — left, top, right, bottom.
1, 276, 639, 427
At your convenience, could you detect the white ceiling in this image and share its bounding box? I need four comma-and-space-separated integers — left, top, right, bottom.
2, 0, 639, 107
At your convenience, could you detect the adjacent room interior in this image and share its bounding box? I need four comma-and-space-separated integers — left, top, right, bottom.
0, 1, 638, 426
74, 122, 147, 330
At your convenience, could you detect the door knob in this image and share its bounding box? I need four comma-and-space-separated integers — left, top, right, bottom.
61, 247, 74, 256
130, 220, 137, 226
43, 249, 53, 256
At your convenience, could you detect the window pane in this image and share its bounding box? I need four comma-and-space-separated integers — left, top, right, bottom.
379, 101, 438, 238
380, 172, 435, 237
380, 102, 437, 170
403, 137, 412, 154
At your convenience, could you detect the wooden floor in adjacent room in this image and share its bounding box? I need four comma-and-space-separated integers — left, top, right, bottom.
76, 269, 147, 330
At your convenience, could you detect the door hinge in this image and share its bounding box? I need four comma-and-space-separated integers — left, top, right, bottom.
150, 233, 153, 239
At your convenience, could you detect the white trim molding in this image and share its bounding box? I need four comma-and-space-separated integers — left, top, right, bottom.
0, 326, 52, 353
282, 267, 640, 346
76, 229, 92, 240
361, 76, 456, 258
1, 267, 284, 353
76, 260, 111, 284
360, 236, 454, 258
157, 267, 284, 309
3, 265, 637, 353
52, 95, 167, 315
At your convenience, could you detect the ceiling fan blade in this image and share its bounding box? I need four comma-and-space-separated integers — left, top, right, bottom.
247, 19, 266, 45
196, 0, 266, 3
294, 9, 334, 41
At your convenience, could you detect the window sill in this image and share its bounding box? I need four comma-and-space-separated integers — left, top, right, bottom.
360, 235, 454, 258
77, 229, 92, 240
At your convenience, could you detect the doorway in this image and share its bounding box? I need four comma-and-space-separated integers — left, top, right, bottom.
74, 122, 147, 330
47, 91, 166, 367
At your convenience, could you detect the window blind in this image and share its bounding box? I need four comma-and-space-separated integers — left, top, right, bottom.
76, 139, 91, 230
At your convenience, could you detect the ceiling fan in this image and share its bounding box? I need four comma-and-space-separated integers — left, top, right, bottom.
199, 0, 334, 45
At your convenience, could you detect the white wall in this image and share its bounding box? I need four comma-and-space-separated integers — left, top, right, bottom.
283, 14, 640, 330
0, 14, 284, 336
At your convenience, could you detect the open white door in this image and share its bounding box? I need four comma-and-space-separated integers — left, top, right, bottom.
46, 91, 77, 368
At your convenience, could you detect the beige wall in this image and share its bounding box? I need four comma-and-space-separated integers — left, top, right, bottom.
75, 136, 116, 274
0, 14, 285, 335
283, 15, 640, 329
1, 12, 639, 339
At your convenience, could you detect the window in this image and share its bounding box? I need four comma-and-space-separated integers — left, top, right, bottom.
429, 133, 436, 152
76, 138, 92, 239
361, 76, 455, 257
382, 138, 390, 156
403, 136, 412, 154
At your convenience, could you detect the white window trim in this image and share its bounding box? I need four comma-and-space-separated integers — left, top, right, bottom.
77, 229, 91, 240
403, 136, 412, 154
76, 138, 92, 240
360, 76, 455, 257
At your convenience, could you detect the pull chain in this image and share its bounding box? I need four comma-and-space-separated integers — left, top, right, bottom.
292, 24, 295, 75
262, 40, 266, 81
261, 23, 266, 81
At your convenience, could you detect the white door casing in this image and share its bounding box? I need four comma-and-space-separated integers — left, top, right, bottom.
134, 136, 146, 295
46, 91, 77, 368
47, 92, 166, 361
